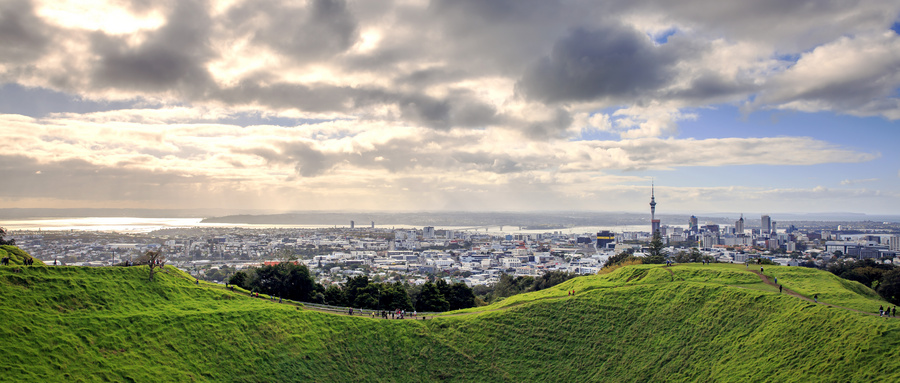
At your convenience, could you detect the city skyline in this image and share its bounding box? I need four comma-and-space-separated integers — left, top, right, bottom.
1, 1, 899, 214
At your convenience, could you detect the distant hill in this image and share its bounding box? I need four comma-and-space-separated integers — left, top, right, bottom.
1, 263, 899, 382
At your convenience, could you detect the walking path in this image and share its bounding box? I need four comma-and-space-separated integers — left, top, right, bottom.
748, 269, 891, 318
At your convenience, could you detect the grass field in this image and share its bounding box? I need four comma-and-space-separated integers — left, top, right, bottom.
2, 263, 899, 382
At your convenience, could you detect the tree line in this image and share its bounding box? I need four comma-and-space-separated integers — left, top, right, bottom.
472, 271, 579, 303
227, 262, 478, 312
826, 258, 900, 305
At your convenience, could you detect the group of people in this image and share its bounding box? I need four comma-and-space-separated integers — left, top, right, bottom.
879, 305, 896, 317
344, 308, 425, 320
374, 309, 418, 320
0, 256, 34, 266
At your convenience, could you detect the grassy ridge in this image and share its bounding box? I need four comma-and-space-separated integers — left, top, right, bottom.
2, 264, 899, 382
0, 245, 43, 266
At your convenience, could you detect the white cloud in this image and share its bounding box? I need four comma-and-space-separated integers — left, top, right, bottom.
840, 178, 879, 185
0, 0, 897, 212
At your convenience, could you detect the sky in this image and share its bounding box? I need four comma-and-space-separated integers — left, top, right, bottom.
0, 0, 899, 215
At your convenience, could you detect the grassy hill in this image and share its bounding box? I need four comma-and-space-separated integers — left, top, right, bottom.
2, 263, 899, 382
0, 245, 43, 266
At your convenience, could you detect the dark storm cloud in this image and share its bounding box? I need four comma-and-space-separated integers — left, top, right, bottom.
427, 0, 569, 73
226, 0, 358, 63
0, 154, 213, 201
233, 142, 335, 177
0, 0, 51, 64
516, 25, 681, 103
90, 0, 214, 93
398, 92, 499, 129
520, 108, 574, 139
667, 71, 759, 103
393, 67, 470, 88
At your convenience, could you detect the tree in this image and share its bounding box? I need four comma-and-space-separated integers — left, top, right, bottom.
604, 251, 637, 268
353, 284, 380, 309
0, 227, 15, 246
877, 269, 900, 305
343, 275, 370, 306
416, 282, 449, 312
446, 282, 476, 310
324, 284, 345, 306
250, 262, 319, 302
135, 249, 165, 281
645, 231, 666, 264
228, 271, 250, 290
379, 282, 413, 311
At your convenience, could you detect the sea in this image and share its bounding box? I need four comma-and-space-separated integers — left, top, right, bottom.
1, 217, 653, 235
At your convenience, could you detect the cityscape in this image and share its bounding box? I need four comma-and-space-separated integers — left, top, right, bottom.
9, 188, 899, 289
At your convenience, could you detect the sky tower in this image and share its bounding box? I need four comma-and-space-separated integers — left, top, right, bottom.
650, 181, 660, 235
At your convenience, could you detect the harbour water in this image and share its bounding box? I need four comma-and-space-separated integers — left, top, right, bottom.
1, 217, 655, 234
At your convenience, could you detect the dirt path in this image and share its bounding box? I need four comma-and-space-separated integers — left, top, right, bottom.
748, 269, 890, 318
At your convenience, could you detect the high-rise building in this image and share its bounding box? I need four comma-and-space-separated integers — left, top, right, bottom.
650, 182, 660, 235
735, 214, 744, 235
596, 230, 615, 249
761, 215, 771, 234
371, 221, 375, 228
689, 215, 699, 233
423, 226, 435, 239
350, 220, 355, 229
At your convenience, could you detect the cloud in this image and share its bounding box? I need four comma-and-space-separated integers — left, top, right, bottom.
840, 178, 879, 185
89, 0, 214, 94
516, 24, 684, 103
225, 0, 358, 64
0, 0, 898, 212
0, 0, 52, 64
749, 32, 900, 119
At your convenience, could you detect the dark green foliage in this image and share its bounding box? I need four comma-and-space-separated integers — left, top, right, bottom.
603, 251, 639, 268
477, 271, 577, 303
644, 231, 666, 264
827, 258, 897, 302
250, 262, 320, 302
228, 271, 250, 290
877, 269, 900, 305
446, 283, 475, 310
416, 281, 449, 312
379, 282, 413, 311
671, 248, 712, 263
0, 227, 15, 245
323, 284, 345, 306
842, 267, 886, 288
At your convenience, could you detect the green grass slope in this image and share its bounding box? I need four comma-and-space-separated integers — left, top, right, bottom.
2, 264, 899, 382
0, 245, 44, 266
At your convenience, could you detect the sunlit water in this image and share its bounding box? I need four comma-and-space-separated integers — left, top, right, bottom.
1, 217, 656, 234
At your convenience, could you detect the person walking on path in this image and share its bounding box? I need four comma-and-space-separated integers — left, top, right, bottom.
880, 305, 884, 316
814, 294, 818, 303
779, 285, 782, 294
774, 276, 777, 284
